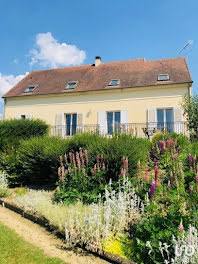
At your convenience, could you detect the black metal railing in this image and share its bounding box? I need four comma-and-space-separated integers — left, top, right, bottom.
51, 125, 99, 137
50, 122, 189, 139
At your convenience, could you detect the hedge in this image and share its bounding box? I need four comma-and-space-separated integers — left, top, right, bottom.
0, 119, 49, 151
1, 134, 151, 186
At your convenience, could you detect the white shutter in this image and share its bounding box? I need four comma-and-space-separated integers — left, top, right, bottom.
77, 113, 84, 133
55, 113, 64, 137
174, 107, 183, 133
147, 108, 157, 132
15, 115, 21, 120
98, 111, 107, 135
121, 110, 128, 133
25, 114, 32, 120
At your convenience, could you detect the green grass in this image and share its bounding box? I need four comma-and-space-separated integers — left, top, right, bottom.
0, 223, 66, 264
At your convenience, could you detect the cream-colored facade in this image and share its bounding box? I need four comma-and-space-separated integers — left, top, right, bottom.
4, 82, 191, 136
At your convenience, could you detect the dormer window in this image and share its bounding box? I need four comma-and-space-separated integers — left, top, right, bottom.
24, 85, 37, 93
65, 81, 77, 89
157, 74, 169, 81
109, 79, 120, 86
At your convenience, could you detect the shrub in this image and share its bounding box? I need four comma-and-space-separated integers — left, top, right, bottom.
1, 133, 151, 187
0, 119, 49, 151
11, 137, 69, 186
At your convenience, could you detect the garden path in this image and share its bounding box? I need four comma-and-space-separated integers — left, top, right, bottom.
0, 206, 110, 264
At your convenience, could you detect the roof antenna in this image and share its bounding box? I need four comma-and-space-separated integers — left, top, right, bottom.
178, 40, 193, 62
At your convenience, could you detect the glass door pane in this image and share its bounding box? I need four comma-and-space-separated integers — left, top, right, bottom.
72, 114, 77, 135
165, 109, 173, 133
157, 109, 164, 130
107, 112, 113, 134
66, 114, 71, 136
114, 112, 121, 133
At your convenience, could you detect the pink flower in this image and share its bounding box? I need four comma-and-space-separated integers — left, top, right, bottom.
120, 168, 125, 177
154, 158, 157, 166
154, 165, 159, 182
96, 155, 100, 165
171, 155, 175, 160
158, 140, 164, 149
188, 153, 193, 165
150, 180, 156, 198
168, 180, 172, 189
122, 157, 129, 173
144, 168, 149, 182
102, 163, 105, 171
178, 219, 184, 232
93, 164, 97, 174
69, 152, 73, 163
76, 152, 81, 169
64, 154, 68, 165
166, 140, 171, 148
152, 147, 155, 154
101, 155, 104, 165
162, 147, 166, 153
177, 146, 182, 154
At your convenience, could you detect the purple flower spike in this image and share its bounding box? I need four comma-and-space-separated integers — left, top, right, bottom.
188, 153, 193, 165
152, 147, 155, 154
150, 180, 156, 198
171, 155, 175, 161
158, 140, 164, 149
166, 140, 170, 148
177, 146, 182, 154
162, 147, 166, 153
154, 158, 157, 166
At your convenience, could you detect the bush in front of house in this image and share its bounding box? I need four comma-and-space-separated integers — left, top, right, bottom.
1, 133, 151, 187
0, 119, 49, 151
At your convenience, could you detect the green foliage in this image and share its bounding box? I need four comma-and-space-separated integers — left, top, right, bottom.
126, 134, 198, 263
0, 119, 49, 151
14, 187, 28, 196
0, 223, 66, 264
182, 94, 198, 138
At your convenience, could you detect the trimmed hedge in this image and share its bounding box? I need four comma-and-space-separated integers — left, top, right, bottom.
0, 119, 49, 151
1, 134, 151, 186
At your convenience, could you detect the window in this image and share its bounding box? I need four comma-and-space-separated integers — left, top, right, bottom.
65, 81, 77, 89
157, 109, 174, 132
24, 85, 37, 93
109, 79, 120, 86
21, 115, 26, 119
157, 74, 169, 81
66, 113, 77, 136
107, 111, 120, 134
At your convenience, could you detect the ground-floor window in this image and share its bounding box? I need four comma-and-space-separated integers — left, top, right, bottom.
107, 111, 121, 134
66, 113, 77, 136
157, 108, 174, 133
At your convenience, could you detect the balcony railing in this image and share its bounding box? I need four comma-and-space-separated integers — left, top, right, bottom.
50, 122, 189, 139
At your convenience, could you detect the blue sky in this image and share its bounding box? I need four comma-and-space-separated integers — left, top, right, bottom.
0, 0, 197, 113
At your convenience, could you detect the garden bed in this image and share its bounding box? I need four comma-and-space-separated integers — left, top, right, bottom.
0, 196, 136, 264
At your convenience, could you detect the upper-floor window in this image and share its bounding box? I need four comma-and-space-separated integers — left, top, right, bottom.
157, 74, 169, 81
107, 111, 120, 134
65, 81, 77, 90
24, 85, 37, 93
109, 79, 120, 86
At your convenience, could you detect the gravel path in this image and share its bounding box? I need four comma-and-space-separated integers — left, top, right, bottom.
0, 206, 110, 264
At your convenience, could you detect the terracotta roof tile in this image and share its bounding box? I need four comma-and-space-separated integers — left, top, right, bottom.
3, 57, 192, 98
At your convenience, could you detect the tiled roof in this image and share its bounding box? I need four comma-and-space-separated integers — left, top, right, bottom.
3, 57, 192, 98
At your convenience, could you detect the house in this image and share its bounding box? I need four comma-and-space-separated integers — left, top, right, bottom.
2, 56, 192, 138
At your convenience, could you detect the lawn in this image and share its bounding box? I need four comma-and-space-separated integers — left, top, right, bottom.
0, 223, 66, 264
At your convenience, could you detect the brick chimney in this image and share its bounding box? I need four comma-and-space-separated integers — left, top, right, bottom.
95, 56, 101, 66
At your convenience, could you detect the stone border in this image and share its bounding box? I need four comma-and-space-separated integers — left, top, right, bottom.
0, 198, 136, 264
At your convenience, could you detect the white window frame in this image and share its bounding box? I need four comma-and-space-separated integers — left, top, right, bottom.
157, 74, 169, 81
65, 81, 78, 90
107, 111, 121, 134
24, 85, 37, 93
108, 79, 120, 86
65, 113, 77, 136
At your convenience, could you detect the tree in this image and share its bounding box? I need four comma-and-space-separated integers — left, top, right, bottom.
182, 93, 198, 137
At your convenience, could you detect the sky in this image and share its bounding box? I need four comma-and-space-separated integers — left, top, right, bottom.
0, 0, 197, 113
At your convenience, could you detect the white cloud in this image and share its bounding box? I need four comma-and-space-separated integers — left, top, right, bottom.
29, 32, 86, 68
0, 72, 27, 101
